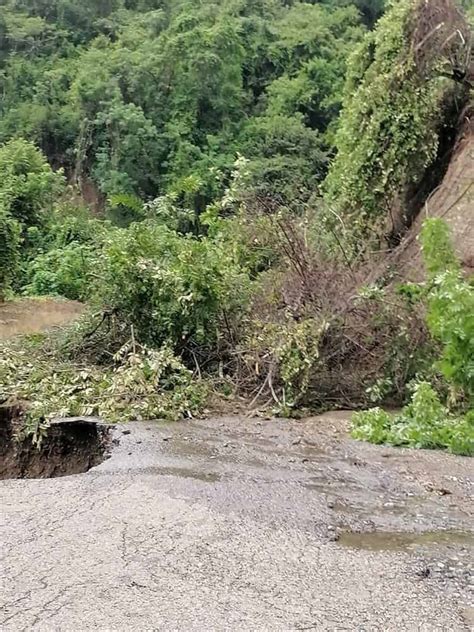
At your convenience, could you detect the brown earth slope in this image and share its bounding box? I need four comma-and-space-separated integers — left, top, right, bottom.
395, 112, 474, 280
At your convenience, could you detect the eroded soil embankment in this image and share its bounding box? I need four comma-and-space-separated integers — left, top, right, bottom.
0, 403, 111, 479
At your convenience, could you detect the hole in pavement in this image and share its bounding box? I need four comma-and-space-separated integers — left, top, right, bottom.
0, 403, 112, 479
337, 530, 474, 552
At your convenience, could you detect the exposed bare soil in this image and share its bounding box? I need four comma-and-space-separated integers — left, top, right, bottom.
0, 404, 111, 479
0, 298, 84, 339
395, 115, 474, 280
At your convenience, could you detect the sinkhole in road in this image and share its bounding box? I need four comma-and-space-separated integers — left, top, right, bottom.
0, 403, 112, 479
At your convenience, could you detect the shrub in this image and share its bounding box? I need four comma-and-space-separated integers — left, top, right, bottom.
24, 242, 99, 301
0, 207, 21, 300
352, 219, 473, 455
95, 221, 251, 353
0, 138, 64, 229
44, 201, 110, 248
22, 201, 112, 301
0, 139, 66, 296
352, 382, 474, 456
420, 219, 474, 403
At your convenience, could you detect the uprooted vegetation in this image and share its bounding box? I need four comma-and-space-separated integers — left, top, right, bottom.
1, 200, 471, 453
0, 0, 472, 455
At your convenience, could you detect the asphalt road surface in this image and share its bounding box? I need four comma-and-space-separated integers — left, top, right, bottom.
1, 413, 473, 630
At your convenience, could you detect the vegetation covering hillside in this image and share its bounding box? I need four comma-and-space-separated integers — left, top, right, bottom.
0, 0, 382, 205
0, 0, 472, 454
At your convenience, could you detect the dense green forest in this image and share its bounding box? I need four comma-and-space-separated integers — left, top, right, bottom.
0, 0, 385, 207
0, 0, 472, 454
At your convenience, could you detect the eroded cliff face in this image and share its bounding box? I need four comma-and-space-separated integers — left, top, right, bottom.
395, 111, 474, 280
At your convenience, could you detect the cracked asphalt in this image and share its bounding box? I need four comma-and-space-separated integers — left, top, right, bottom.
1, 413, 473, 630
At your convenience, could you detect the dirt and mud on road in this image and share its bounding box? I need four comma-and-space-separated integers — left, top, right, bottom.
1, 412, 473, 630
0, 298, 84, 340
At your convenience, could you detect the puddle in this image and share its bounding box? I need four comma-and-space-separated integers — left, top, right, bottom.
0, 298, 84, 339
137, 465, 221, 483
165, 438, 220, 460
0, 404, 112, 479
337, 530, 474, 552
326, 495, 422, 516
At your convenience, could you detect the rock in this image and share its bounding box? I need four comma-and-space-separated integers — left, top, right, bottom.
437, 488, 451, 496
122, 429, 131, 435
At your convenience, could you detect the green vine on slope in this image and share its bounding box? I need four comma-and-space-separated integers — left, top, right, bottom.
324, 0, 471, 254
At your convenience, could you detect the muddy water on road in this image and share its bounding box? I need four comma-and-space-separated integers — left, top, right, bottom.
0, 298, 84, 339
105, 415, 474, 536
338, 529, 474, 552
111, 416, 474, 606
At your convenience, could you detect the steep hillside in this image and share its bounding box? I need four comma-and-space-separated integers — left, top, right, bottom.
395, 110, 473, 280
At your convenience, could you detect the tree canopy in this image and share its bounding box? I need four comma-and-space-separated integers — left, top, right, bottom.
0, 0, 376, 205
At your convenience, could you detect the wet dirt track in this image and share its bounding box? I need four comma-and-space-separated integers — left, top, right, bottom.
1, 413, 473, 630
0, 298, 84, 340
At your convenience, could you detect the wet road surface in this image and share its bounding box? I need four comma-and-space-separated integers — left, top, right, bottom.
1, 413, 473, 630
